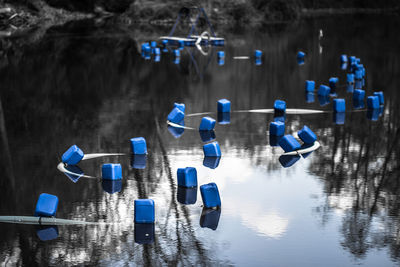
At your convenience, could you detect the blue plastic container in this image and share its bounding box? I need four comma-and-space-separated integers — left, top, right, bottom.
130, 137, 147, 155
36, 226, 59, 241
162, 39, 168, 47
347, 73, 355, 83
199, 117, 216, 131
199, 130, 216, 142
269, 134, 283, 147
306, 92, 315, 103
318, 95, 330, 106
134, 223, 155, 244
279, 155, 301, 168
173, 49, 180, 57
329, 77, 339, 91
367, 109, 380, 121
367, 96, 380, 109
269, 121, 285, 136
298, 125, 317, 144
318, 85, 330, 96
203, 156, 221, 169
341, 54, 348, 63
62, 145, 84, 165
150, 41, 157, 48
177, 167, 197, 188
217, 51, 225, 59
353, 99, 365, 109
274, 100, 286, 113
154, 47, 160, 55
333, 99, 346, 112
134, 199, 155, 223
102, 180, 122, 194
279, 135, 301, 152
355, 69, 363, 79
373, 91, 384, 105
353, 89, 365, 101
167, 107, 185, 124
200, 183, 221, 208
102, 163, 122, 180
333, 112, 345, 125
254, 50, 262, 58
177, 186, 197, 205
200, 208, 221, 230
174, 103, 185, 112
131, 154, 147, 169
35, 193, 59, 217
347, 84, 354, 93
217, 99, 231, 113
305, 80, 315, 92
297, 51, 305, 59
218, 112, 230, 124
203, 141, 221, 157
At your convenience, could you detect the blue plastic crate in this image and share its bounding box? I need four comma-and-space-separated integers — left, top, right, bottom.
200, 183, 221, 208
269, 121, 285, 136
298, 126, 317, 144
279, 135, 301, 152
306, 92, 315, 103
333, 99, 346, 112
305, 80, 315, 92
61, 145, 84, 165
217, 99, 231, 113
203, 141, 221, 157
36, 226, 59, 241
177, 167, 197, 188
102, 163, 122, 180
134, 199, 155, 223
130, 137, 147, 155
35, 193, 59, 217
367, 96, 380, 109
167, 107, 185, 123
199, 117, 216, 131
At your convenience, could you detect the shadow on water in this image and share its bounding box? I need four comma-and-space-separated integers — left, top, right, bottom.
0, 15, 399, 265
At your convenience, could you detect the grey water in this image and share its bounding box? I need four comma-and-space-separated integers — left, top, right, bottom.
0, 14, 399, 266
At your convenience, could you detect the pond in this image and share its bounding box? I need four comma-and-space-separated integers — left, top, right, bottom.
0, 14, 399, 266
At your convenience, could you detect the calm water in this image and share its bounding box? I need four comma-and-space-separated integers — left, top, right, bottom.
0, 15, 400, 266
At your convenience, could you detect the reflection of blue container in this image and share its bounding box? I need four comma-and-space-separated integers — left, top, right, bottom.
379, 106, 384, 116
255, 58, 262, 66
353, 89, 365, 102
173, 57, 180, 64
347, 84, 354, 93
154, 55, 160, 62
333, 112, 345, 125
274, 115, 286, 122
269, 134, 283, 147
367, 108, 380, 121
131, 154, 147, 169
297, 58, 305, 65
203, 156, 221, 169
373, 91, 384, 105
177, 186, 197, 205
318, 85, 330, 96
355, 80, 363, 89
355, 69, 363, 79
200, 183, 221, 208
134, 199, 155, 223
279, 155, 301, 168
173, 49, 180, 57
306, 92, 315, 103
347, 74, 355, 83
200, 208, 221, 230
318, 95, 330, 106
305, 80, 315, 92
367, 96, 380, 109
167, 125, 185, 138
341, 62, 348, 70
341, 54, 348, 63
254, 50, 262, 58
154, 48, 160, 55
353, 99, 365, 109
218, 112, 230, 124
36, 226, 59, 241
102, 179, 122, 194
199, 130, 216, 142
35, 193, 58, 217
333, 98, 346, 112
64, 165, 84, 183
134, 223, 155, 244
218, 59, 225, 66
279, 135, 301, 152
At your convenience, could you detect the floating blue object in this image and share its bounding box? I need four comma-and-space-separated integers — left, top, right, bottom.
355, 69, 363, 79
102, 179, 122, 194
367, 96, 380, 109
134, 199, 155, 223
177, 167, 197, 188
329, 77, 339, 92
279, 155, 301, 168
254, 50, 262, 58
279, 135, 301, 152
341, 54, 348, 63
131, 154, 147, 169
130, 137, 147, 155
162, 39, 168, 47
347, 84, 354, 93
168, 124, 185, 138
150, 41, 157, 48
35, 193, 58, 217
199, 117, 216, 131
355, 80, 363, 89
217, 51, 225, 59
218, 112, 230, 124
274, 100, 286, 113
353, 89, 365, 101
305, 92, 315, 103
347, 73, 355, 83
173, 57, 180, 64
298, 125, 317, 144
154, 47, 160, 55
373, 91, 384, 105
269, 121, 285, 136
199, 130, 216, 142
200, 208, 221, 230
274, 115, 286, 122
297, 51, 305, 59
154, 55, 160, 62
200, 183, 221, 208
300, 143, 314, 159
135, 223, 155, 244
178, 40, 184, 48
318, 85, 330, 96
203, 156, 221, 169
367, 108, 380, 121
167, 107, 185, 123
218, 99, 231, 113
102, 163, 122, 180
61, 145, 84, 165
203, 141, 221, 157
333, 112, 345, 125
174, 103, 185, 112
356, 58, 361, 64
318, 95, 330, 106
177, 186, 197, 205
36, 226, 59, 241
269, 134, 283, 147
64, 165, 83, 183
341, 62, 348, 70
305, 80, 315, 92
353, 99, 365, 109
333, 98, 346, 112
350, 56, 356, 64
173, 49, 180, 57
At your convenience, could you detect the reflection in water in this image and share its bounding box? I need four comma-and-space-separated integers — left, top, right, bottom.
63, 165, 84, 183
177, 186, 197, 205
134, 223, 155, 244
102, 179, 122, 194
199, 130, 216, 142
36, 226, 59, 241
203, 156, 221, 169
131, 154, 147, 169
279, 155, 301, 168
200, 208, 221, 231
217, 112, 230, 124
